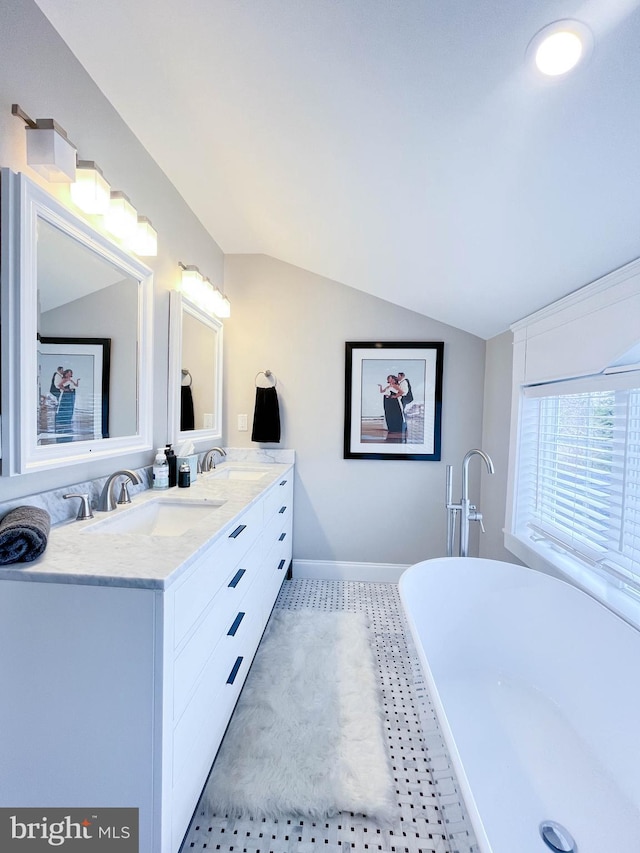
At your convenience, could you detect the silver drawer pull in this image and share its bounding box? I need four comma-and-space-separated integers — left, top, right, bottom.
278, 532, 286, 541
228, 568, 245, 588
229, 524, 247, 539
278, 559, 286, 571
226, 656, 243, 684
279, 506, 287, 514
227, 611, 245, 636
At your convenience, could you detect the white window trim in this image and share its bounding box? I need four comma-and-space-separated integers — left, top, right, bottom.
506, 258, 640, 631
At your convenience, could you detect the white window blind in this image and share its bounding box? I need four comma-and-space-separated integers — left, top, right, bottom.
516, 372, 640, 593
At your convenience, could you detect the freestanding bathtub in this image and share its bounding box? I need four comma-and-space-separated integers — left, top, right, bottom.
399, 557, 640, 853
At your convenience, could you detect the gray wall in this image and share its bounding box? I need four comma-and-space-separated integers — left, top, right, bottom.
224, 254, 487, 565
479, 330, 522, 564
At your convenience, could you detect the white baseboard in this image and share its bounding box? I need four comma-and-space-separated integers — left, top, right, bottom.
292, 559, 411, 583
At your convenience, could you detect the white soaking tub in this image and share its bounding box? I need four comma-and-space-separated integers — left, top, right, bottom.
399, 557, 640, 853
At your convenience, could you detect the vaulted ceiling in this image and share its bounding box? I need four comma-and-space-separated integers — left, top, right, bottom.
34, 0, 640, 338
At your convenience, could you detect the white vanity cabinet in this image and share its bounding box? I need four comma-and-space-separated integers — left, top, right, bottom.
166, 473, 293, 850
0, 468, 293, 853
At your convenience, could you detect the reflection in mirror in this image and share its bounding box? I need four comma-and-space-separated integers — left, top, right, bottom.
37, 217, 139, 445
168, 290, 223, 447
181, 309, 219, 430
0, 169, 153, 476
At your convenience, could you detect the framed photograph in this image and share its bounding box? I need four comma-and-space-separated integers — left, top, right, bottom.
37, 336, 111, 445
344, 341, 443, 460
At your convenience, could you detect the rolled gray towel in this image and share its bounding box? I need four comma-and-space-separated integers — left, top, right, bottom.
0, 505, 51, 564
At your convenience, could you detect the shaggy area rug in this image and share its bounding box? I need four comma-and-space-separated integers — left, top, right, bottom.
204, 609, 396, 821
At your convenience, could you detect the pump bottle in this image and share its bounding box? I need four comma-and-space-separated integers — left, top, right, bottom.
152, 447, 169, 490
165, 444, 177, 487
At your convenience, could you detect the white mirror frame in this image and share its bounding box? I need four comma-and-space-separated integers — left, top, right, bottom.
0, 169, 154, 476
168, 290, 223, 449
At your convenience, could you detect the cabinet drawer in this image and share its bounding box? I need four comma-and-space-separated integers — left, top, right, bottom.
172, 610, 263, 786
267, 511, 292, 568
264, 563, 287, 617
173, 500, 263, 646
170, 613, 263, 852
262, 522, 292, 617
173, 537, 264, 719
263, 496, 291, 550
263, 475, 293, 522
259, 555, 288, 623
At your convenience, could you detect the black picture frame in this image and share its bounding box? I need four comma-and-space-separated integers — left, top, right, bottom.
344, 341, 443, 460
37, 336, 111, 445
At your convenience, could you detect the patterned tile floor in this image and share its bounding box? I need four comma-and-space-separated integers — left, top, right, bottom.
179, 579, 479, 853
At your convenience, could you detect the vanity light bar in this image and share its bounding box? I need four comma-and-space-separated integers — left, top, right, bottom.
178, 263, 231, 319
12, 104, 158, 257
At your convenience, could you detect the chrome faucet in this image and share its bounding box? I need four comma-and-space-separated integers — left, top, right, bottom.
446, 449, 495, 557
201, 446, 226, 472
97, 469, 143, 512
63, 493, 94, 520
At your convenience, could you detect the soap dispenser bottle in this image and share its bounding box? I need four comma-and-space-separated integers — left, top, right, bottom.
153, 447, 169, 490
165, 443, 177, 487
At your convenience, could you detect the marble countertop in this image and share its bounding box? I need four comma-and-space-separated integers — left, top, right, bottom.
0, 461, 293, 591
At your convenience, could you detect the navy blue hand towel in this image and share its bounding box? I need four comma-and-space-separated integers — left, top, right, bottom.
0, 505, 51, 564
251, 386, 281, 443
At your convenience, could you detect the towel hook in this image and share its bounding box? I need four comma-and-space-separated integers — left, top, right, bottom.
255, 369, 277, 387
181, 368, 193, 386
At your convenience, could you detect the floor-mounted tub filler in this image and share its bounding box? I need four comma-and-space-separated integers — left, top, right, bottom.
399, 558, 640, 853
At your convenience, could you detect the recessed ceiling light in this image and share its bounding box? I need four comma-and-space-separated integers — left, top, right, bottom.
527, 20, 593, 77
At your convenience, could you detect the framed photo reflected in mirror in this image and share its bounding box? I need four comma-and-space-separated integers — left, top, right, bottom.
37, 336, 111, 445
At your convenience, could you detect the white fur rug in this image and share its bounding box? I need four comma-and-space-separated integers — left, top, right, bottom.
204, 609, 395, 821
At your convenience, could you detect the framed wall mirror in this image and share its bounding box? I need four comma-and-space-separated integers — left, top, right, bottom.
168, 290, 223, 448
0, 169, 154, 475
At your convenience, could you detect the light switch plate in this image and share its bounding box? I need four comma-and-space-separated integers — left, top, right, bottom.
238, 413, 248, 431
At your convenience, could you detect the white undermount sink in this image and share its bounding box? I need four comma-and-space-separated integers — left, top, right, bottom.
85, 498, 226, 536
209, 467, 269, 481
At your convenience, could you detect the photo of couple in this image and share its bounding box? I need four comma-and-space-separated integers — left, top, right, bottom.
360, 360, 425, 445
377, 371, 415, 440
344, 341, 443, 461
38, 360, 87, 445
47, 364, 81, 443
37, 340, 108, 446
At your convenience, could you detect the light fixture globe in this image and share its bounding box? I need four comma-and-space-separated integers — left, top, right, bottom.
70, 161, 111, 214
527, 19, 593, 77
218, 295, 231, 319
26, 119, 77, 182
133, 216, 158, 256
105, 190, 138, 241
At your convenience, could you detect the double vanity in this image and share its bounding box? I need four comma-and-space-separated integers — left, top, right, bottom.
0, 167, 289, 851
0, 460, 294, 853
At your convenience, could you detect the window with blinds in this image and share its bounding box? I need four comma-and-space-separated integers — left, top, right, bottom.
515, 372, 640, 594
